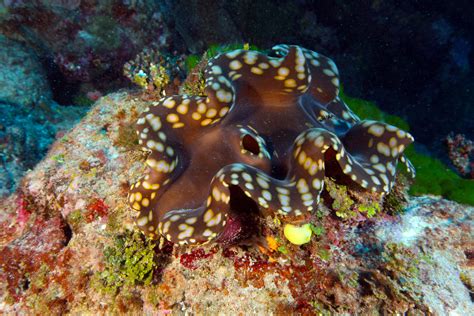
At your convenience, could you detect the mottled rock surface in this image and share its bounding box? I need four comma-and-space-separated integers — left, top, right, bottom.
0, 92, 472, 314
374, 197, 473, 315
0, 101, 87, 196
0, 35, 51, 106
0, 1, 170, 86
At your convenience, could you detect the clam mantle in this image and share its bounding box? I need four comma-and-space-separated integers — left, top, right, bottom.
128, 44, 415, 245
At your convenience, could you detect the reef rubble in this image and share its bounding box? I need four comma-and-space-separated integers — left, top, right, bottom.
0, 92, 472, 314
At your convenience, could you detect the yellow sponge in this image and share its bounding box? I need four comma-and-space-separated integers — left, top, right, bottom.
283, 223, 312, 245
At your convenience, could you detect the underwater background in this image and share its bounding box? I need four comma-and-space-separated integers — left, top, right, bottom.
0, 1, 472, 314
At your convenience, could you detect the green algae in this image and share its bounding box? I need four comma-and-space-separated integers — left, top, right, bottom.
205, 43, 260, 59
340, 91, 474, 206
309, 223, 325, 237
379, 243, 434, 300
404, 146, 474, 205
358, 202, 381, 218
310, 301, 332, 315
317, 248, 331, 262
51, 154, 65, 164
97, 230, 156, 294
277, 245, 289, 254
337, 269, 359, 289
67, 210, 83, 228
384, 189, 406, 215
30, 264, 49, 290
184, 54, 202, 73
382, 243, 420, 279
340, 92, 410, 131
325, 177, 383, 219
184, 43, 260, 73
325, 178, 356, 219
24, 279, 65, 314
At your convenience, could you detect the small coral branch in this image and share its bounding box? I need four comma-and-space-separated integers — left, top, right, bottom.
446, 133, 474, 179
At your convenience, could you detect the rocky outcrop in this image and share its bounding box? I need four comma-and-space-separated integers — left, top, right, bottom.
0, 35, 51, 107
0, 92, 471, 314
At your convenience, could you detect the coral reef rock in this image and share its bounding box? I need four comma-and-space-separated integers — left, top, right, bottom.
0, 101, 87, 196
0, 1, 170, 85
0, 92, 472, 314
0, 35, 51, 107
